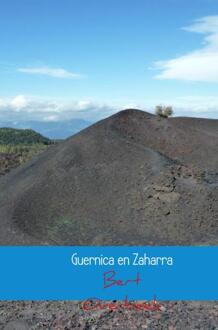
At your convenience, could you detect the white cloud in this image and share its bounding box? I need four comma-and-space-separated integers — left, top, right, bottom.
18, 66, 84, 79
42, 115, 59, 122
10, 95, 28, 110
164, 96, 218, 117
0, 95, 115, 123
0, 94, 218, 126
154, 16, 218, 82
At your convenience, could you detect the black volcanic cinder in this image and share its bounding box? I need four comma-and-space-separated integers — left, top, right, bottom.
0, 109, 217, 245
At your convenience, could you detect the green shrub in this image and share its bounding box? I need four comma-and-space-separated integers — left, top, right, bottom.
155, 105, 174, 118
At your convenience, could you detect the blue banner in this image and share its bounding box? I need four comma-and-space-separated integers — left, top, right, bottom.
0, 247, 217, 300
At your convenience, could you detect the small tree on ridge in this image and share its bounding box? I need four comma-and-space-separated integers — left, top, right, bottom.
155, 105, 173, 118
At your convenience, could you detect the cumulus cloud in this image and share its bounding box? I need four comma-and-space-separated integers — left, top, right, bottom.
0, 94, 218, 126
0, 95, 115, 123
154, 16, 218, 82
18, 66, 84, 79
10, 95, 28, 110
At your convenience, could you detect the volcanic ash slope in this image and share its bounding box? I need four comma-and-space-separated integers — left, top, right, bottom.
0, 109, 217, 245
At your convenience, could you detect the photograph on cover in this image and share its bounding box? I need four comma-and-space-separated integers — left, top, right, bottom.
0, 0, 217, 329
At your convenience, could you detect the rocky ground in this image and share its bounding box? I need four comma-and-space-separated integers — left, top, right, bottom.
0, 144, 49, 177
0, 153, 21, 177
0, 301, 217, 329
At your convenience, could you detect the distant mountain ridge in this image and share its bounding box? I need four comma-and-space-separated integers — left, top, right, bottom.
0, 119, 92, 139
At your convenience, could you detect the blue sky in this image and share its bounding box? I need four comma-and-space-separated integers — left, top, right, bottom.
0, 0, 218, 125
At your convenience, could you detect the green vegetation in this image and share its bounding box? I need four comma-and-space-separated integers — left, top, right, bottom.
0, 127, 51, 145
155, 105, 174, 118
0, 128, 54, 175
0, 144, 50, 176
0, 143, 48, 161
